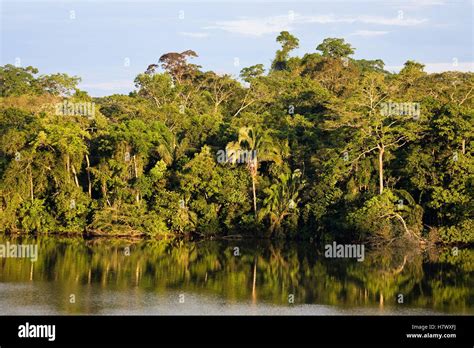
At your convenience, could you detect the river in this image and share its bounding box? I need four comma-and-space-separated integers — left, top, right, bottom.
0, 236, 472, 315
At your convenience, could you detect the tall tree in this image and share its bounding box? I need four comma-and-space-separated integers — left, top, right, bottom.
326, 71, 422, 194
271, 31, 299, 71
316, 38, 355, 58
226, 126, 287, 218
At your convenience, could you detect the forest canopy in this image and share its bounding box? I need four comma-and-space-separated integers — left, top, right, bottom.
0, 34, 472, 245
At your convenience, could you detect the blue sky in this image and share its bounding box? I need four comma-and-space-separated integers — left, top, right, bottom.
1, 0, 473, 96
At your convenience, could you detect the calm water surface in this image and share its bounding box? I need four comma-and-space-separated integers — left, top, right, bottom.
0, 236, 472, 315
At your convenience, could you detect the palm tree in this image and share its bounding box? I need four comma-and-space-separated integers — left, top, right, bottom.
260, 169, 305, 236
154, 124, 188, 167
226, 126, 286, 218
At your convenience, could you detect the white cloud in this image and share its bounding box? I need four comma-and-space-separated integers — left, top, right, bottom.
205, 13, 427, 36
350, 30, 389, 37
179, 32, 210, 38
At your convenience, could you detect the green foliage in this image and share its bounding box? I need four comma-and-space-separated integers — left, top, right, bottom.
438, 220, 474, 244
240, 64, 265, 82
0, 32, 472, 244
18, 199, 56, 233
260, 169, 305, 238
272, 31, 300, 71
0, 65, 40, 96
316, 38, 355, 58
0, 64, 80, 97
89, 204, 169, 237
348, 189, 423, 241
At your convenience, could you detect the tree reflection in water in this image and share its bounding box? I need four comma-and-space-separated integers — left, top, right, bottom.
0, 236, 472, 314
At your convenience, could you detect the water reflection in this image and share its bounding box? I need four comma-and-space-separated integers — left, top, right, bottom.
0, 236, 472, 315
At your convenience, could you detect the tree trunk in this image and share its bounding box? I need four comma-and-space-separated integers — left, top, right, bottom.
101, 182, 107, 199
29, 165, 34, 202
133, 155, 140, 204
66, 154, 70, 184
251, 174, 257, 218
132, 155, 138, 179
378, 146, 384, 195
85, 154, 92, 197
462, 139, 466, 155
71, 164, 79, 188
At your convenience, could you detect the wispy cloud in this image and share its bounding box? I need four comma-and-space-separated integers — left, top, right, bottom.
395, 0, 448, 9
205, 13, 427, 36
205, 15, 292, 36
350, 30, 389, 37
179, 32, 210, 39
303, 14, 426, 26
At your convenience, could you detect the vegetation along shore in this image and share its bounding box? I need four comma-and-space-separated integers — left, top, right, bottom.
1, 33, 472, 247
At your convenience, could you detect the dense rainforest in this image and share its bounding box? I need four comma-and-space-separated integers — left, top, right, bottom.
0, 33, 472, 245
